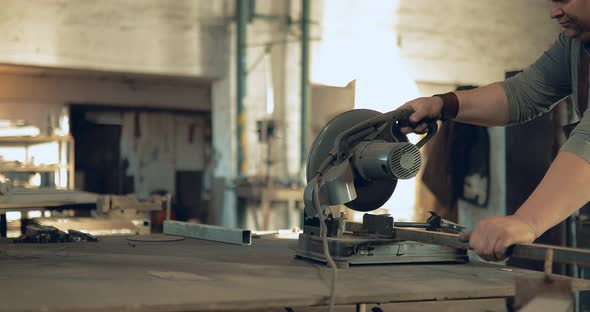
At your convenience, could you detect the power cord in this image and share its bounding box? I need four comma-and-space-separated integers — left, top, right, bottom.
313, 179, 337, 312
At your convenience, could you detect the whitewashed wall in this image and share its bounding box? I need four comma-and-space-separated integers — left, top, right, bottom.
397, 0, 559, 85
0, 0, 228, 78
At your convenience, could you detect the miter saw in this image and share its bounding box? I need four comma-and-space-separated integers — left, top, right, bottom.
296, 107, 468, 267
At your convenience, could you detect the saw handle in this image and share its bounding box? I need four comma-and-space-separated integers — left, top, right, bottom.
415, 121, 438, 148
396, 108, 439, 149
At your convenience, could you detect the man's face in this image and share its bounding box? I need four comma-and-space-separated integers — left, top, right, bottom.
550, 0, 590, 42
551, 0, 590, 41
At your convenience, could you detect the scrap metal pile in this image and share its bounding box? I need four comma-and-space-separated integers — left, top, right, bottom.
14, 223, 98, 243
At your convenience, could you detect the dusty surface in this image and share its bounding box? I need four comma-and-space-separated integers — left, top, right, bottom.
0, 236, 587, 311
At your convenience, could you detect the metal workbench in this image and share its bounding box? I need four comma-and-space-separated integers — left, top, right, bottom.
0, 235, 588, 311
0, 189, 99, 237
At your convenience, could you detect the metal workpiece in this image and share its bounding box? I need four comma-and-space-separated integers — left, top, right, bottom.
394, 228, 470, 250
163, 221, 252, 246
507, 243, 590, 268
395, 227, 590, 268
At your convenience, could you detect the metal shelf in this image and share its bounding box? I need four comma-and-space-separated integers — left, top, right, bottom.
0, 135, 71, 144
0, 135, 75, 189
0, 165, 62, 172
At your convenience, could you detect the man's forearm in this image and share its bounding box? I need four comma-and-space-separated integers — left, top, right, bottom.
454, 83, 510, 127
515, 151, 590, 237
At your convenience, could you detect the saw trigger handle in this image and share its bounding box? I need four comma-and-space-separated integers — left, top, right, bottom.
414, 120, 438, 148
396, 108, 439, 149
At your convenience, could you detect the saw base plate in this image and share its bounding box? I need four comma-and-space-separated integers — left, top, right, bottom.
295, 233, 468, 269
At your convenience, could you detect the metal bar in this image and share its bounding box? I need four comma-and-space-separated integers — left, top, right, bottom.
507, 243, 590, 267
395, 228, 470, 249
236, 0, 248, 176
247, 0, 255, 22
300, 0, 310, 169
69, 138, 75, 190
165, 193, 172, 221
394, 228, 590, 267
163, 220, 252, 246
394, 222, 430, 229
567, 214, 579, 278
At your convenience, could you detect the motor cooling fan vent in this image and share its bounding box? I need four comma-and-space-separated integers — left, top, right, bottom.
388, 143, 421, 179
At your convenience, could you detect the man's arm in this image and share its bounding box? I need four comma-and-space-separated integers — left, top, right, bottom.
454, 83, 509, 126
401, 32, 577, 261
462, 151, 590, 261
402, 32, 571, 132
460, 111, 590, 261
401, 82, 510, 131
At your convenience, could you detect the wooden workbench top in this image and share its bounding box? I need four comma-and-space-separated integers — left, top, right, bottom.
0, 235, 588, 311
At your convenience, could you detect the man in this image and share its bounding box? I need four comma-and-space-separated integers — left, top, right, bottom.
401, 0, 590, 261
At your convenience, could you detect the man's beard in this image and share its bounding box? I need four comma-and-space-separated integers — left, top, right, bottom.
566, 16, 590, 41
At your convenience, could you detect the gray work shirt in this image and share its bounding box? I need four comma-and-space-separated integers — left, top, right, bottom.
500, 32, 590, 163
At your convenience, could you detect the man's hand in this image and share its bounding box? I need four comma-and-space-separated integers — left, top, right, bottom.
459, 215, 537, 261
400, 97, 444, 134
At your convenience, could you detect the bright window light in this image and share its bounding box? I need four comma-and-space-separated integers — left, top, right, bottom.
312, 0, 419, 221
0, 127, 40, 137
27, 210, 42, 219
29, 173, 41, 187
6, 211, 21, 222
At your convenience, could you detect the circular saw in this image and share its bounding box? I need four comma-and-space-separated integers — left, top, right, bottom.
296, 107, 468, 266
306, 109, 425, 212
304, 107, 436, 215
